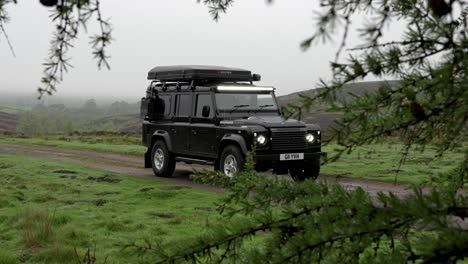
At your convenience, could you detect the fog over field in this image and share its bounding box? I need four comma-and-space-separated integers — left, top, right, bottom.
0, 91, 140, 108
0, 1, 403, 98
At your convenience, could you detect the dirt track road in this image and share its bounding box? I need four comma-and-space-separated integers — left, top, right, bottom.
3, 143, 467, 229
0, 143, 420, 198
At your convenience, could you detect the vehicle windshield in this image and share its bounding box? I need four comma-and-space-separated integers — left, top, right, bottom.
215, 93, 278, 112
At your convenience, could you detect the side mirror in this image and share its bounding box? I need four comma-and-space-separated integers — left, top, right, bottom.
202, 105, 211, 118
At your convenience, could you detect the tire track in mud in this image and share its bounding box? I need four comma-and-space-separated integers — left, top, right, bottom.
2, 143, 466, 230
0, 143, 222, 193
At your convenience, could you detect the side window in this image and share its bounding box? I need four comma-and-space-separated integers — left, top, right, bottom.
195, 94, 213, 117
157, 95, 172, 116
176, 94, 192, 116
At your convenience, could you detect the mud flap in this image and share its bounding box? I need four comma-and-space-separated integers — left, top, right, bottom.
214, 158, 220, 171
144, 149, 152, 168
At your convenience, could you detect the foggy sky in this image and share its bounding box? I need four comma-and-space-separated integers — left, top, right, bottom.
0, 1, 399, 100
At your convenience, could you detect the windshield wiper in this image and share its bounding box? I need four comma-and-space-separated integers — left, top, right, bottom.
229, 104, 250, 113
252, 104, 274, 113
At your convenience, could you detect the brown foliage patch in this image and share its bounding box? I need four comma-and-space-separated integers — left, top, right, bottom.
159, 185, 191, 191
139, 187, 154, 192
87, 174, 121, 184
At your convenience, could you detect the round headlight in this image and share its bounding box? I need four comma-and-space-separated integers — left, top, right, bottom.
306, 133, 315, 143
256, 135, 267, 145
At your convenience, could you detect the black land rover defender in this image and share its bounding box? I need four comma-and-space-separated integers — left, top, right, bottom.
141, 65, 325, 181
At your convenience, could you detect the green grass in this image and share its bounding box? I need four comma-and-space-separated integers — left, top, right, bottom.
0, 135, 464, 185
321, 143, 464, 184
0, 135, 145, 156
0, 154, 223, 263
0, 105, 31, 114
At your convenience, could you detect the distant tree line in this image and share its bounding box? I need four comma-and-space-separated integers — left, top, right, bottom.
16, 99, 140, 135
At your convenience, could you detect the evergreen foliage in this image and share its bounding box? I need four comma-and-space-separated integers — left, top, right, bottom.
290, 0, 468, 164
0, 0, 112, 98
142, 0, 467, 262
1, 0, 467, 262
129, 155, 468, 263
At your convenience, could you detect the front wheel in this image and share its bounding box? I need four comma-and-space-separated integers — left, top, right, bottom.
219, 145, 245, 177
289, 159, 320, 181
151, 140, 176, 177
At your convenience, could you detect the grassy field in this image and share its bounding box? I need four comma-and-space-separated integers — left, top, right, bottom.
0, 106, 30, 114
0, 135, 145, 156
0, 137, 464, 263
0, 154, 223, 263
0, 135, 464, 185
321, 143, 464, 184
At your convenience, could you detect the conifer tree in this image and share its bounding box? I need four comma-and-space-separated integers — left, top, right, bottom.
1, 0, 467, 262
144, 1, 467, 262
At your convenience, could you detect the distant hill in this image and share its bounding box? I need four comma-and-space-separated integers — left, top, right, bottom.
0, 81, 398, 135
0, 112, 18, 133
277, 80, 400, 131
113, 80, 399, 134
277, 80, 399, 106
83, 114, 141, 134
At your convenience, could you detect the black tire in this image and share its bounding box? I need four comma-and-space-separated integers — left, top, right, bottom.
289, 159, 320, 181
151, 140, 176, 177
219, 145, 245, 177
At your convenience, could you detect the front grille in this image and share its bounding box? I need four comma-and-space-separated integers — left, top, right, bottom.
270, 128, 307, 151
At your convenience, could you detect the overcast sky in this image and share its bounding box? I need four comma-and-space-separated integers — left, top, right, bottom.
0, 1, 398, 100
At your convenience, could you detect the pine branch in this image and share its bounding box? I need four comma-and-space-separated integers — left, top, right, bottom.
281, 219, 409, 262
37, 0, 112, 98
158, 208, 313, 263
0, 20, 15, 57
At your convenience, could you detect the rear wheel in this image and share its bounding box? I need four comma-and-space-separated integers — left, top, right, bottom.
151, 140, 176, 177
219, 145, 245, 177
289, 159, 320, 181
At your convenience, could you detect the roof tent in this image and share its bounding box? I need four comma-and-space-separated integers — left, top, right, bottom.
147, 65, 254, 82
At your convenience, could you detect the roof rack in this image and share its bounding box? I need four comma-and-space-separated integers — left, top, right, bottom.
147, 65, 259, 82
148, 80, 193, 91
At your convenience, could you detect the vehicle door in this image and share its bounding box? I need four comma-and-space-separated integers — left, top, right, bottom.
190, 93, 217, 158
152, 93, 173, 142
171, 93, 192, 154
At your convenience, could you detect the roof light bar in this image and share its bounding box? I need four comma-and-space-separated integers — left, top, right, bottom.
216, 86, 275, 92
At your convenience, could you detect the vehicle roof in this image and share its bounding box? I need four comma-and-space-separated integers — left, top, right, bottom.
155, 85, 213, 93
153, 83, 275, 94
147, 65, 252, 82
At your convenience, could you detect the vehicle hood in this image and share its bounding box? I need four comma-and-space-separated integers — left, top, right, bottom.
222, 116, 306, 128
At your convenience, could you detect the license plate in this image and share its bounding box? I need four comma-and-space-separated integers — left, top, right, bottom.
280, 153, 304, 161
